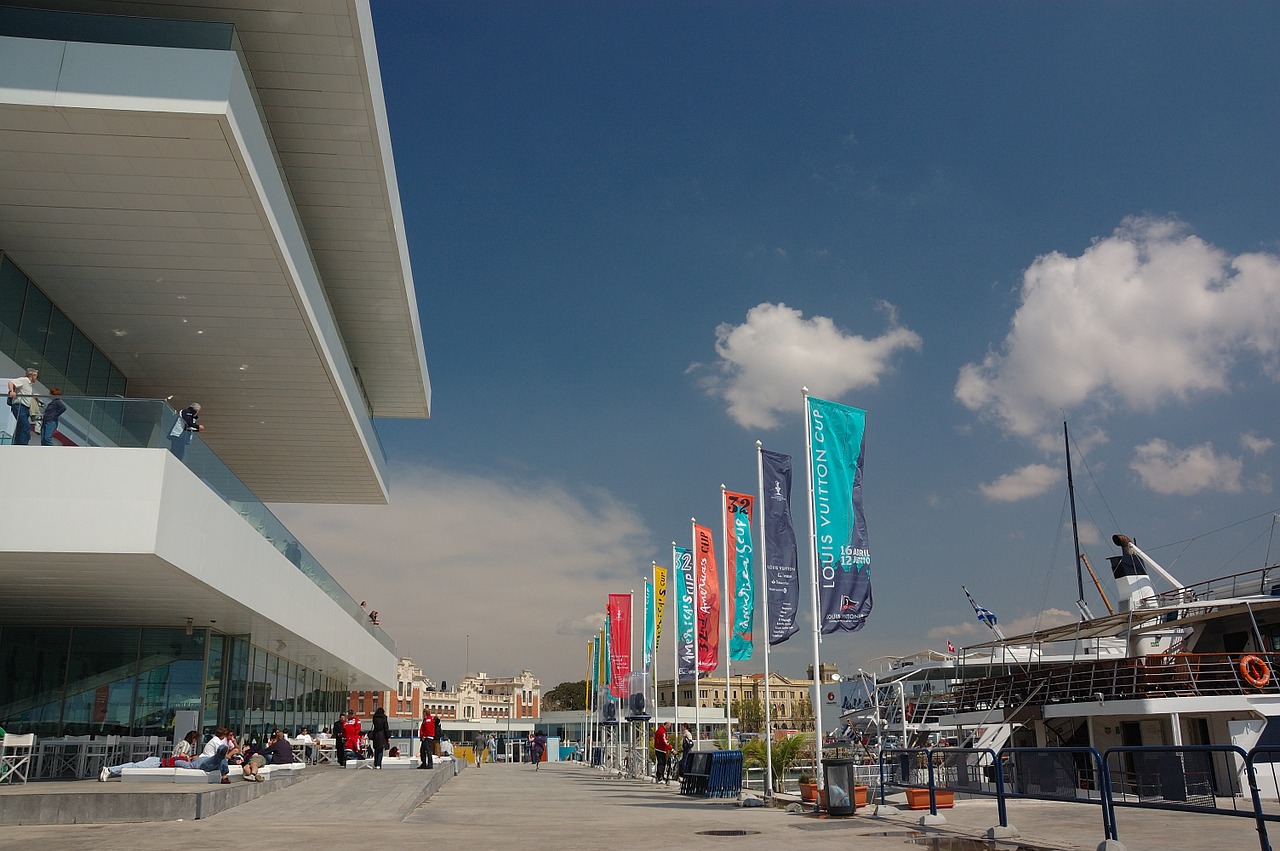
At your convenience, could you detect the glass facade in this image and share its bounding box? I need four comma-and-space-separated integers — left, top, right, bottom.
0, 626, 348, 739
0, 252, 127, 398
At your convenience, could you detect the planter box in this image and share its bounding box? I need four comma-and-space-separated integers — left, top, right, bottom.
905, 788, 954, 810
855, 785, 870, 807
799, 781, 817, 803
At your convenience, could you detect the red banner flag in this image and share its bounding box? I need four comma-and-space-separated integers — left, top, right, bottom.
607, 593, 632, 698
693, 523, 720, 672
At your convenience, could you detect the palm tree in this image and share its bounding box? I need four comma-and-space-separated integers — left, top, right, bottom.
743, 732, 813, 793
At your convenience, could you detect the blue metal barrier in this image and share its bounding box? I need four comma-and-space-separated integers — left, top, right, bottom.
678, 750, 743, 798
1104, 744, 1270, 851
707, 750, 744, 798
930, 747, 1009, 827
1002, 747, 1116, 842
879, 748, 939, 813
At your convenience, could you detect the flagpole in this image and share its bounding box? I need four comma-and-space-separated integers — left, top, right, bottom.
629, 588, 635, 777
756, 440, 775, 797
802, 387, 826, 800
691, 517, 701, 743
721, 484, 733, 748
585, 639, 592, 764
671, 544, 679, 747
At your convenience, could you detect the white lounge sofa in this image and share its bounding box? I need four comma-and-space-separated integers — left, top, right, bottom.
121, 762, 305, 784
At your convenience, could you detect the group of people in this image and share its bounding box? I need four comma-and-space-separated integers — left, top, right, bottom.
471, 734, 499, 766
6, 367, 66, 446
98, 728, 295, 783
6, 366, 202, 454
652, 722, 696, 785
328, 706, 445, 770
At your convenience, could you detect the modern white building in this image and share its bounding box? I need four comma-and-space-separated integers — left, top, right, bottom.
0, 1, 429, 740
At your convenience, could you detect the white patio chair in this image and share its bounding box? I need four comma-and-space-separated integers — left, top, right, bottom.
1, 733, 36, 785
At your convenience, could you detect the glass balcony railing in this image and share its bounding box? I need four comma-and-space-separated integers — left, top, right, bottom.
11, 395, 395, 656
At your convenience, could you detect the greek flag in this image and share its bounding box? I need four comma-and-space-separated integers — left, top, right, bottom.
963, 585, 997, 627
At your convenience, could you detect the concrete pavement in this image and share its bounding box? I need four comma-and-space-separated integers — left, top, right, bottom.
0, 760, 1266, 850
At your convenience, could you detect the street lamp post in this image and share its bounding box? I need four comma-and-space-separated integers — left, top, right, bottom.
857, 668, 882, 758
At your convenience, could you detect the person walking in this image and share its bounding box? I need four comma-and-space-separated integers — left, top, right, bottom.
418, 711, 436, 769
653, 722, 672, 784
486, 733, 498, 765
40, 387, 65, 446
531, 731, 546, 770
371, 706, 390, 769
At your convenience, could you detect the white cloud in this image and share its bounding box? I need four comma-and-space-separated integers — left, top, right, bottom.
557, 612, 606, 637
272, 467, 650, 686
927, 607, 1076, 640
956, 217, 1280, 440
1242, 432, 1274, 455
697, 301, 922, 429
1129, 439, 1243, 495
979, 463, 1061, 502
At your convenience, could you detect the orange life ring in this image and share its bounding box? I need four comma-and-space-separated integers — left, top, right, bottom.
1240, 655, 1271, 688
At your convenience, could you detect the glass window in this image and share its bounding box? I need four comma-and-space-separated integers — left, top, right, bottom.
61, 627, 140, 735
0, 255, 27, 351
42, 305, 73, 378
65, 327, 93, 393
86, 347, 111, 396
15, 281, 50, 368
203, 633, 224, 731
0, 626, 72, 737
107, 364, 127, 398
135, 628, 206, 736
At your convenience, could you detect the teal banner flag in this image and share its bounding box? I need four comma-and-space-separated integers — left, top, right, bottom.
590, 635, 600, 693
643, 580, 654, 672
807, 396, 872, 634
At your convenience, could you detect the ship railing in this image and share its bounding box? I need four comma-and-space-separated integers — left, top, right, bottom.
953, 652, 1280, 712
1153, 564, 1280, 607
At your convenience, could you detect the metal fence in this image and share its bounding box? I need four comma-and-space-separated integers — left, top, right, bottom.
876, 744, 1280, 850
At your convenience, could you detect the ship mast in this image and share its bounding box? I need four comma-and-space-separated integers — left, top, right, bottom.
1064, 422, 1094, 620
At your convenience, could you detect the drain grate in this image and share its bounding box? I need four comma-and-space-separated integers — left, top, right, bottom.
695, 829, 762, 836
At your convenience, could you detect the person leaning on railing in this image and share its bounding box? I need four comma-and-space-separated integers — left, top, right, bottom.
40, 388, 65, 446
6, 367, 40, 446
167, 402, 204, 460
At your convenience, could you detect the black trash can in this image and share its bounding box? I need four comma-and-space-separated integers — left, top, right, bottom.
822, 757, 858, 817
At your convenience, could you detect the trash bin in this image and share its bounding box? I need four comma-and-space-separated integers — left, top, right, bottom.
822, 757, 857, 817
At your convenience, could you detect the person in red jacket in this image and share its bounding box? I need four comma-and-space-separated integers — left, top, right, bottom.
341, 710, 362, 763
418, 712, 436, 769
653, 722, 672, 785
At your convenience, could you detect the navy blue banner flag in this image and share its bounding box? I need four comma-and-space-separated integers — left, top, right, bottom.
807, 396, 872, 634
760, 449, 800, 645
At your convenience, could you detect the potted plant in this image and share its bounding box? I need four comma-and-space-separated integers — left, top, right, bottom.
905, 787, 955, 809
798, 772, 817, 802
743, 732, 813, 795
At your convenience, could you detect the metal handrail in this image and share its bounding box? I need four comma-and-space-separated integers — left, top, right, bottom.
954, 652, 1279, 712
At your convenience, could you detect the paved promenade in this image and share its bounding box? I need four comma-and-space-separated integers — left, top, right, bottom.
0, 760, 1266, 850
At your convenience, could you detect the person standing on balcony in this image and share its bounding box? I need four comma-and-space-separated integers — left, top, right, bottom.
40, 388, 65, 446
6, 367, 39, 445
167, 402, 203, 459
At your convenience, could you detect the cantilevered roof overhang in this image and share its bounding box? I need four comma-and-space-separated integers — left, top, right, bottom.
0, 1, 429, 503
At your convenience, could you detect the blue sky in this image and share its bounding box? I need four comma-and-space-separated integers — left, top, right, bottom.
278, 1, 1279, 689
